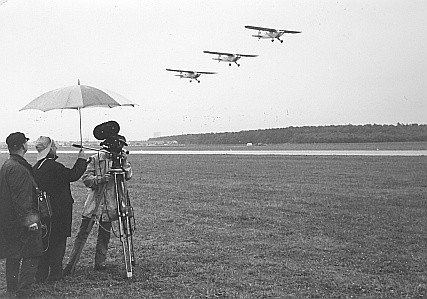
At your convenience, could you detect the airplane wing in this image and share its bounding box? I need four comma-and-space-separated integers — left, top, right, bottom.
166, 68, 191, 73
279, 29, 301, 34
237, 54, 258, 57
203, 50, 234, 56
245, 25, 277, 32
197, 71, 216, 74
245, 25, 301, 34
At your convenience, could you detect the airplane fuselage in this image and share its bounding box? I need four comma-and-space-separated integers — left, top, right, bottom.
213, 55, 240, 63
176, 72, 202, 82
253, 31, 284, 40
180, 72, 201, 79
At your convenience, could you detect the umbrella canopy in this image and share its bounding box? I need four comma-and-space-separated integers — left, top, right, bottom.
20, 84, 136, 111
20, 82, 137, 143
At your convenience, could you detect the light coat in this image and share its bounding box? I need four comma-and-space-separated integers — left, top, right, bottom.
81, 152, 132, 221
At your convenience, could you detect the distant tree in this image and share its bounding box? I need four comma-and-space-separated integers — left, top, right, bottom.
149, 124, 427, 145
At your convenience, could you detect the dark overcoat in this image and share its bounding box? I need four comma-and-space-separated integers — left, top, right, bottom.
33, 155, 87, 239
0, 154, 43, 258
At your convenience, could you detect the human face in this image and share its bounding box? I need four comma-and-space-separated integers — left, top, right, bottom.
22, 141, 28, 154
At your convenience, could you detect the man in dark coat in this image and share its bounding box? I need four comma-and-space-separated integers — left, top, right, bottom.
0, 132, 43, 298
33, 136, 86, 282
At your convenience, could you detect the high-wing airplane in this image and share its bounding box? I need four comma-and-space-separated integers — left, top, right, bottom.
166, 69, 216, 83
203, 51, 258, 67
244, 25, 301, 43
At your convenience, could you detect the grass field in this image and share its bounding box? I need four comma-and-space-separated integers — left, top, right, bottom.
0, 151, 426, 298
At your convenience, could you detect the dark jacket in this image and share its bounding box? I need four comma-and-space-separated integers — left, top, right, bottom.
33, 155, 87, 239
0, 154, 43, 258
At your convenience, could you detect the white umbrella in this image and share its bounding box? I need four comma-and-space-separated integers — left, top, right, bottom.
20, 81, 137, 144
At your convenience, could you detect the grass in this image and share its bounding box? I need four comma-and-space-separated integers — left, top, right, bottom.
0, 151, 426, 298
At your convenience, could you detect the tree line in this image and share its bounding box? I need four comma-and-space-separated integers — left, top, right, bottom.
148, 123, 427, 145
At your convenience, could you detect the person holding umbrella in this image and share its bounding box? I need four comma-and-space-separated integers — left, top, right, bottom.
0, 132, 43, 298
33, 136, 87, 282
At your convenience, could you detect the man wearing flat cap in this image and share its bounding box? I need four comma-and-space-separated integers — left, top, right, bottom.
0, 132, 43, 298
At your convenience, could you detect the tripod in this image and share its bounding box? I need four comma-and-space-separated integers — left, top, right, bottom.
66, 147, 136, 278
110, 167, 136, 278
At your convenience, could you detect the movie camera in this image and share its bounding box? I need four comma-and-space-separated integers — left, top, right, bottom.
93, 121, 129, 169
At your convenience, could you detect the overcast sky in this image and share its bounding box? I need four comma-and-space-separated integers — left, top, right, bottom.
0, 0, 426, 141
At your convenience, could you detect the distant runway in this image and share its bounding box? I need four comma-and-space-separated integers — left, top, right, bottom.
8, 150, 425, 156
128, 150, 427, 156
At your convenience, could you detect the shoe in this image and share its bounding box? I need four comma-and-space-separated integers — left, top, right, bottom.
63, 265, 72, 276
94, 264, 107, 271
15, 290, 32, 298
5, 289, 16, 298
48, 274, 64, 282
35, 277, 46, 284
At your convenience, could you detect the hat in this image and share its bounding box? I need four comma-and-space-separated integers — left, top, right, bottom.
35, 136, 53, 161
6, 132, 29, 149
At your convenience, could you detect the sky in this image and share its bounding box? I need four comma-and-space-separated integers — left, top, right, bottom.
0, 0, 426, 142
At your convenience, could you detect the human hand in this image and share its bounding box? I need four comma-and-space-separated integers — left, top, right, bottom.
100, 173, 112, 183
78, 149, 85, 160
28, 223, 38, 231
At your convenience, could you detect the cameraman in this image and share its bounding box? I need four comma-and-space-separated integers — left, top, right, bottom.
64, 135, 132, 274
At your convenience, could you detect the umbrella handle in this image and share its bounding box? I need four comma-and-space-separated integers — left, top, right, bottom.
78, 107, 82, 146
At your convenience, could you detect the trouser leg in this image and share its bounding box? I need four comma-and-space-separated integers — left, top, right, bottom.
48, 236, 67, 281
16, 257, 39, 298
95, 220, 111, 267
63, 217, 91, 274
5, 258, 20, 292
35, 250, 49, 283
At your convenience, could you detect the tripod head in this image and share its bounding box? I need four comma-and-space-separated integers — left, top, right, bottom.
93, 121, 128, 169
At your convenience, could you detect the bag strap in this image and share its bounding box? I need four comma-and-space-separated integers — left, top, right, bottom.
23, 166, 39, 192
33, 157, 53, 191
37, 157, 52, 170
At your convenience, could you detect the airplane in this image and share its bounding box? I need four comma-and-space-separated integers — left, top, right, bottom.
203, 51, 258, 67
166, 69, 216, 83
244, 25, 301, 43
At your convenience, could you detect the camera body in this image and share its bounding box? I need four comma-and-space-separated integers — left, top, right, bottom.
93, 121, 128, 169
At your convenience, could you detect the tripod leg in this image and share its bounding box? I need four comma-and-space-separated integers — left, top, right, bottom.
112, 170, 136, 278
130, 231, 136, 267
119, 209, 134, 278
67, 218, 95, 274
126, 191, 136, 267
